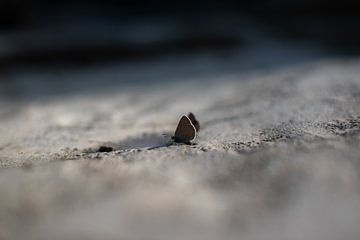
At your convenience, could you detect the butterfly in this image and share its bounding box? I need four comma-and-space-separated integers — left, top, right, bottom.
172, 113, 200, 144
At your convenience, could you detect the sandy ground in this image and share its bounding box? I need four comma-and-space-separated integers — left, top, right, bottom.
1, 52, 360, 239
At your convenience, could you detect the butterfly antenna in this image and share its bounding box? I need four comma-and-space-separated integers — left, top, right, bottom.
148, 141, 173, 150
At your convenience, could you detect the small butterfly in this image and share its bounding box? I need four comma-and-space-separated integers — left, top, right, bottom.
172, 113, 199, 144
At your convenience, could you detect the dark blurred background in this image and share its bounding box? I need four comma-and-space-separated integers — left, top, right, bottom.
0, 0, 359, 69
0, 0, 359, 101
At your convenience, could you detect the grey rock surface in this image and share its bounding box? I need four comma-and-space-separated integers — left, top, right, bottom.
1, 56, 360, 240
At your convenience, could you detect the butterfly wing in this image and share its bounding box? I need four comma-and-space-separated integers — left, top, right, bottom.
174, 115, 196, 143
188, 112, 200, 132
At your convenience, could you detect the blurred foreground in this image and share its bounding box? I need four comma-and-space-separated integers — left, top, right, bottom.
1, 56, 360, 239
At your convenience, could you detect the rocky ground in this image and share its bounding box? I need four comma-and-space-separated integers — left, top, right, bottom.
1, 51, 360, 239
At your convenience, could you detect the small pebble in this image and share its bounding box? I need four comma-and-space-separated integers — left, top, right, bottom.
98, 146, 114, 152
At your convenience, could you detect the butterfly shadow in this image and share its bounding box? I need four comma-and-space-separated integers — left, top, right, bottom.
89, 133, 173, 153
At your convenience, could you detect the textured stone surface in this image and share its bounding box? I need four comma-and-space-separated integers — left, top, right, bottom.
1, 56, 360, 240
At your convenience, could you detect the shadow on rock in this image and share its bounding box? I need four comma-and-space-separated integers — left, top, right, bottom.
85, 133, 172, 153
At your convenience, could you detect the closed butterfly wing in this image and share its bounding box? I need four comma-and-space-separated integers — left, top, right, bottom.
188, 112, 200, 132
173, 115, 196, 143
